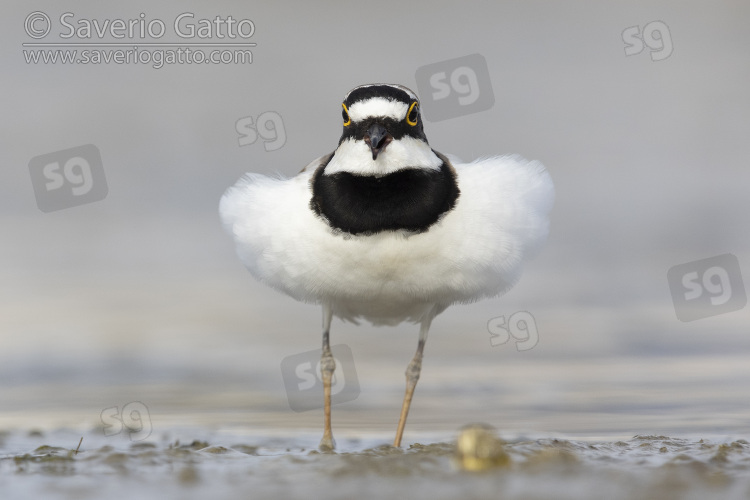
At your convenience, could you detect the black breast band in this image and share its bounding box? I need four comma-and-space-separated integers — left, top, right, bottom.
310, 153, 460, 236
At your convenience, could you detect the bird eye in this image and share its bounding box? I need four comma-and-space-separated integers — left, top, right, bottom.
342, 103, 351, 126
406, 101, 419, 126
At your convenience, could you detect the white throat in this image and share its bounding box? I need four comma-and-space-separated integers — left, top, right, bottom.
325, 136, 442, 176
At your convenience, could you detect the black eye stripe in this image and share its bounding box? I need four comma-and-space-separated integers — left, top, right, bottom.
338, 117, 426, 144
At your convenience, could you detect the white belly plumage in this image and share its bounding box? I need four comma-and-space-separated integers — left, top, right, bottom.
220, 155, 554, 325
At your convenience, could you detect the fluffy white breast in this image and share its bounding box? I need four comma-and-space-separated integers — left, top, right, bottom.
220, 154, 554, 325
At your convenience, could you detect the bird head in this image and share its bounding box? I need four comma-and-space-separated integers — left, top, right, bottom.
325, 84, 442, 176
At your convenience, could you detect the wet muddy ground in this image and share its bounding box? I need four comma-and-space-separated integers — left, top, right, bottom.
3, 428, 750, 500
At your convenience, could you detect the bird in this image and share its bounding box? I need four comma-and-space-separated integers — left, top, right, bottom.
220, 83, 554, 451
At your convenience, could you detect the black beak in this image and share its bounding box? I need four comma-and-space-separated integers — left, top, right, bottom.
364, 123, 392, 160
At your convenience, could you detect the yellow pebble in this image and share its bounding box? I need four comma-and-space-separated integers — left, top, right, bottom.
454, 424, 511, 471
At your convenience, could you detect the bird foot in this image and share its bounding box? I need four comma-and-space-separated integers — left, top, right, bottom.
319, 433, 335, 452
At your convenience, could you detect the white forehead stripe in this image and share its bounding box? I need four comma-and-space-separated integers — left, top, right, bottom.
345, 84, 417, 102
348, 97, 409, 122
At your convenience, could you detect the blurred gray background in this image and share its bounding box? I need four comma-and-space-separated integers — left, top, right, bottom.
1, 1, 749, 437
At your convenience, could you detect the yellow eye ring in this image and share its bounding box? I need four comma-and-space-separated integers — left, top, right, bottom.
406, 101, 419, 126
342, 103, 351, 126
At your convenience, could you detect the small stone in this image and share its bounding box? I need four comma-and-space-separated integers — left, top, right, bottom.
454, 423, 510, 472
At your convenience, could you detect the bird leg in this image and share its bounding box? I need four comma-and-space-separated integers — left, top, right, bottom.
393, 313, 433, 447
319, 305, 335, 451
